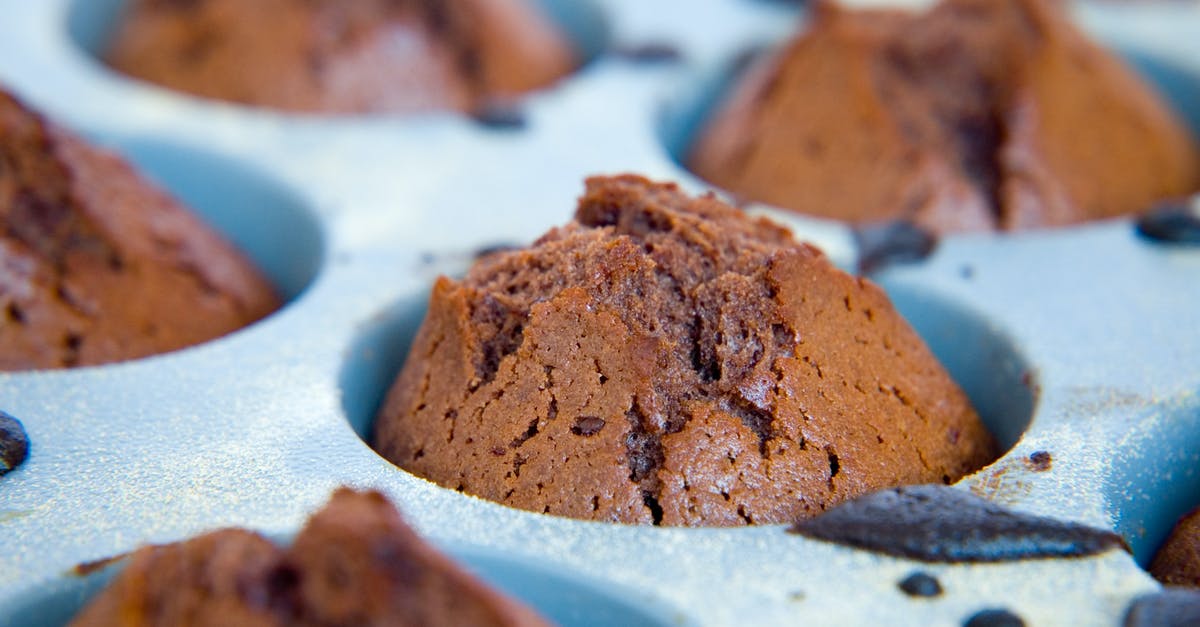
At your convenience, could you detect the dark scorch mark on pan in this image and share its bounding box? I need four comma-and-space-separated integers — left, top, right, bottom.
790, 485, 1125, 562
964, 608, 1026, 627
853, 221, 938, 275
470, 100, 528, 130
610, 42, 684, 64
898, 571, 943, 598
1136, 200, 1200, 245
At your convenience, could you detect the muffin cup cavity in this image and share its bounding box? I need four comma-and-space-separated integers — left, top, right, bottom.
879, 281, 1036, 454
103, 136, 326, 303
340, 293, 429, 441
1104, 394, 1200, 565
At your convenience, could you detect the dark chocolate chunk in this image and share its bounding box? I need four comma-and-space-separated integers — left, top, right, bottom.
898, 571, 943, 598
790, 484, 1126, 562
1026, 451, 1051, 472
1136, 201, 1200, 245
1124, 589, 1200, 627
853, 221, 938, 275
470, 101, 528, 131
964, 608, 1025, 627
0, 411, 29, 476
571, 416, 606, 436
611, 42, 684, 64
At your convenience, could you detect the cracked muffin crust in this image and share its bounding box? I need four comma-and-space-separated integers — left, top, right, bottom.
688, 0, 1200, 234
105, 0, 577, 114
0, 89, 279, 370
70, 489, 548, 626
372, 175, 996, 526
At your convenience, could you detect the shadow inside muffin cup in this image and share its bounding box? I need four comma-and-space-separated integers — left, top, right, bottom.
96, 134, 326, 304
341, 275, 1036, 519
2, 535, 678, 627
1105, 395, 1200, 566
64, 0, 611, 119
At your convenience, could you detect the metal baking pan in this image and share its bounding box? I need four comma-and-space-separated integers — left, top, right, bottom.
0, 0, 1198, 624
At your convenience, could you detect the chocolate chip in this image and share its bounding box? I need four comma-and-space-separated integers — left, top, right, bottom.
571, 416, 606, 436
611, 42, 684, 64
964, 608, 1025, 627
898, 571, 943, 598
853, 221, 938, 275
0, 411, 30, 476
470, 102, 527, 131
1026, 451, 1051, 472
1124, 589, 1200, 627
1136, 200, 1200, 245
790, 484, 1126, 562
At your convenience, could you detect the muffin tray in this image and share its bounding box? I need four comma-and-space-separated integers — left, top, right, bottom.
1, 0, 1199, 625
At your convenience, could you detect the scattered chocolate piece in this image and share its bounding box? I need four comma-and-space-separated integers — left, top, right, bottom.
964, 608, 1025, 627
471, 101, 528, 131
854, 221, 938, 275
1136, 201, 1200, 245
1026, 451, 1052, 472
0, 411, 29, 476
790, 484, 1126, 562
1124, 589, 1200, 627
898, 571, 943, 598
611, 42, 684, 64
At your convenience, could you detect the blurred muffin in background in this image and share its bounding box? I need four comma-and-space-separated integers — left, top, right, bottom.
105, 0, 578, 114
689, 0, 1200, 234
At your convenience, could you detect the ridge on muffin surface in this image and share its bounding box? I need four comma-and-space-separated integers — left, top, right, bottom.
104, 0, 578, 114
0, 88, 279, 370
688, 0, 1200, 234
372, 175, 996, 526
70, 488, 548, 626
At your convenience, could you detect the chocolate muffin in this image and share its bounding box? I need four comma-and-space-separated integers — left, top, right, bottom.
688, 0, 1200, 234
105, 0, 577, 114
70, 488, 548, 627
1151, 506, 1200, 587
372, 175, 995, 526
0, 89, 279, 370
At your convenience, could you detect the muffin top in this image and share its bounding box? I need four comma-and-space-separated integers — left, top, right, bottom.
105, 0, 577, 114
70, 489, 548, 626
689, 0, 1200, 233
373, 175, 995, 526
0, 89, 279, 369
